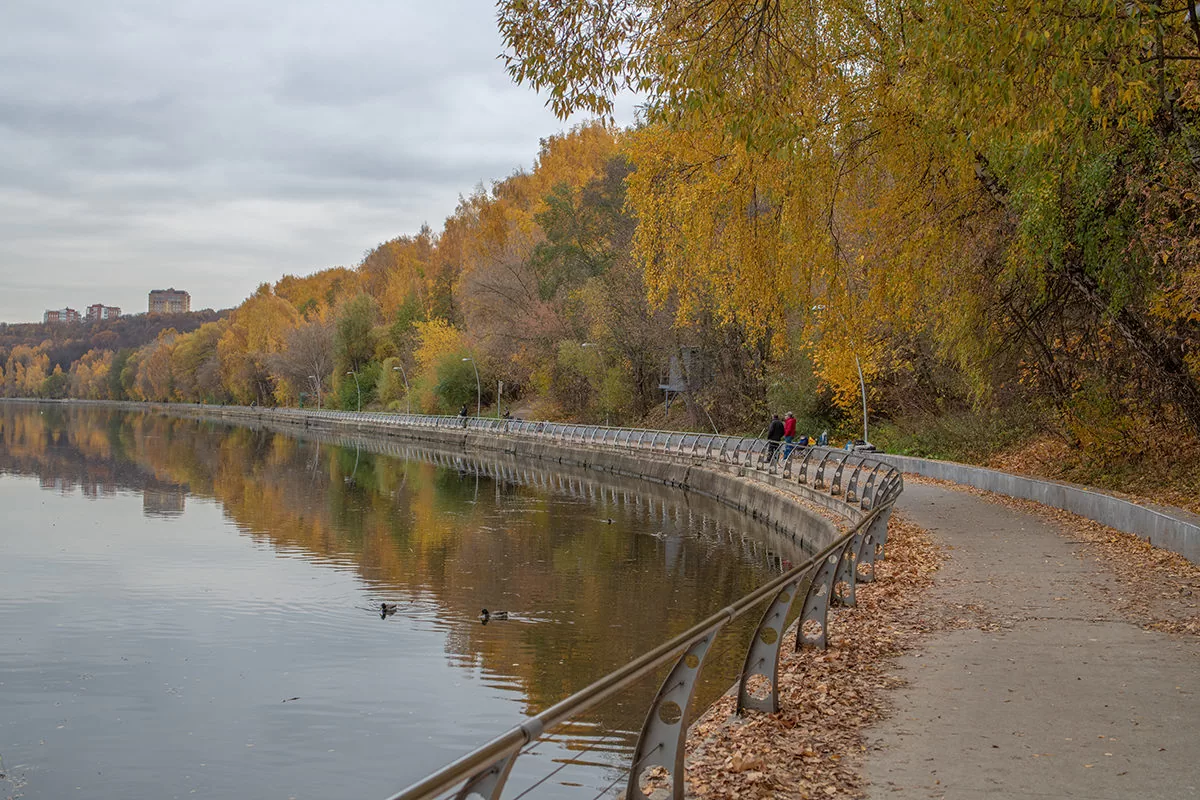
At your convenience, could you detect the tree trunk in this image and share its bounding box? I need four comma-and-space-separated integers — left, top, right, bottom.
1065, 263, 1200, 433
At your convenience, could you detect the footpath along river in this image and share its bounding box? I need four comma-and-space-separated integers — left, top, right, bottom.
0, 404, 816, 799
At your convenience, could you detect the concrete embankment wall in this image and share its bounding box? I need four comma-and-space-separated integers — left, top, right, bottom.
73, 401, 850, 553
877, 453, 1200, 564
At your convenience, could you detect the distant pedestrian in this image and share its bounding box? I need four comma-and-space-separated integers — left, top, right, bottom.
459, 404, 468, 417
766, 414, 785, 461
782, 411, 797, 458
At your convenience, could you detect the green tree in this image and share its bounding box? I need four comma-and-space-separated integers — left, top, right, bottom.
334, 293, 380, 374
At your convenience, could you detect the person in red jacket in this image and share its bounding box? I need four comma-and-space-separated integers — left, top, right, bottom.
782, 411, 797, 458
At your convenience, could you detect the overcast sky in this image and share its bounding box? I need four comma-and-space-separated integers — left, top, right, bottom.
0, 0, 635, 324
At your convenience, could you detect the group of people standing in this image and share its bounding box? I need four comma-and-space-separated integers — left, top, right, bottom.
766, 412, 827, 460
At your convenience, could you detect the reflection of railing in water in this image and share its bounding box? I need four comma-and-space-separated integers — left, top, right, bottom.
295, 429, 817, 570
328, 411, 897, 514
45, 401, 903, 800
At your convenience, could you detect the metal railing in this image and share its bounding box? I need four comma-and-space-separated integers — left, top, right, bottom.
41, 401, 902, 799
256, 408, 900, 515
275, 413, 901, 800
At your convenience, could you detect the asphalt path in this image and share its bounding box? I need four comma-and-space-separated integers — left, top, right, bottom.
865, 481, 1200, 799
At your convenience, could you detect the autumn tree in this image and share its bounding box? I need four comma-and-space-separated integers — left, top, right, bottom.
275, 267, 360, 321
69, 349, 115, 400
497, 0, 1200, 435
217, 284, 301, 405
269, 320, 335, 406
170, 321, 228, 403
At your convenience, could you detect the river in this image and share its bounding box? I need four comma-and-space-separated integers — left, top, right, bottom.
0, 404, 814, 799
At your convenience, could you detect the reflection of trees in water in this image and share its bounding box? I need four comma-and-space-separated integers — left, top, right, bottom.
1, 405, 187, 514
0, 403, 808, 744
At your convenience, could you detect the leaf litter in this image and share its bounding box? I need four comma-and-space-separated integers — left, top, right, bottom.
637, 513, 945, 799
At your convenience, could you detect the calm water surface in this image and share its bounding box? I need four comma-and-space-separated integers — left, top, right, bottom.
0, 405, 814, 799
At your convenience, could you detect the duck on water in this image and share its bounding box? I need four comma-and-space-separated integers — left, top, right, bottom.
479, 608, 508, 624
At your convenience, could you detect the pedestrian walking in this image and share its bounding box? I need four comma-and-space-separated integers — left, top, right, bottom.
783, 411, 797, 458
766, 414, 785, 461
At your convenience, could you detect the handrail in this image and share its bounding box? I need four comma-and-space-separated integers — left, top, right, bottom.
388, 523, 870, 800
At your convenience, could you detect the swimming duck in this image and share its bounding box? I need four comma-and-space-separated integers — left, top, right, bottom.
480, 608, 508, 623
381, 602, 399, 618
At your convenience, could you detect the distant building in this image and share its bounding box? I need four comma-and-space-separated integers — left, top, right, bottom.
148, 288, 190, 314
86, 304, 121, 322
43, 307, 80, 324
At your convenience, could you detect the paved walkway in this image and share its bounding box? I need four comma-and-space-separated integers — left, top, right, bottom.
865, 481, 1200, 799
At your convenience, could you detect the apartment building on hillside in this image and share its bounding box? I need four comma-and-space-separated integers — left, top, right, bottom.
44, 307, 81, 324
148, 288, 190, 314
86, 304, 121, 321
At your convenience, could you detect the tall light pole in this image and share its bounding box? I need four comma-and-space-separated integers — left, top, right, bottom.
580, 342, 603, 424
855, 355, 869, 446
461, 357, 480, 417
308, 374, 322, 411
346, 370, 361, 412
391, 365, 410, 414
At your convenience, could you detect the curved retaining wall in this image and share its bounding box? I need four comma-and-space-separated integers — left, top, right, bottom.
877, 453, 1200, 564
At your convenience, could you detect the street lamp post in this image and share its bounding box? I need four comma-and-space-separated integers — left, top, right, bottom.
308, 374, 322, 411
346, 371, 361, 412
461, 357, 480, 417
580, 342, 603, 424
391, 365, 410, 414
854, 355, 869, 446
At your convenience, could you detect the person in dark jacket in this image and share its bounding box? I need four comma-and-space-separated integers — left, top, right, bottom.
766, 414, 785, 460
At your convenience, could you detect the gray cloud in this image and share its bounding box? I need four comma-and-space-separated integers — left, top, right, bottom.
0, 0, 637, 322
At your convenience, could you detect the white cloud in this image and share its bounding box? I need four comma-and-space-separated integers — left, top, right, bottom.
0, 0, 637, 321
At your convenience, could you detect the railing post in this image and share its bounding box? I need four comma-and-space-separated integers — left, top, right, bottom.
452, 718, 542, 800
846, 458, 865, 504
872, 495, 895, 559
832, 531, 860, 607
830, 454, 848, 495
855, 510, 890, 583
626, 624, 728, 800
814, 451, 833, 489
860, 464, 884, 510
738, 576, 804, 713
797, 543, 849, 651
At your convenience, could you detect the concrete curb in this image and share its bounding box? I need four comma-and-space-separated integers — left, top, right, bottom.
876, 452, 1200, 564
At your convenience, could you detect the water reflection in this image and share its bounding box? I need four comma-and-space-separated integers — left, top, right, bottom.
0, 404, 816, 799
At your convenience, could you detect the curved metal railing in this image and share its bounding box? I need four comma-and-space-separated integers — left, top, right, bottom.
43, 401, 902, 799
257, 408, 900, 516
265, 412, 901, 800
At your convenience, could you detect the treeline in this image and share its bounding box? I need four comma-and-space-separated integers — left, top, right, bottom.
7, 0, 1200, 464
0, 311, 226, 401
489, 0, 1200, 455
0, 124, 809, 430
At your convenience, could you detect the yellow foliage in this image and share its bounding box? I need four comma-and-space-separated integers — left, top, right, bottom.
412, 319, 465, 374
